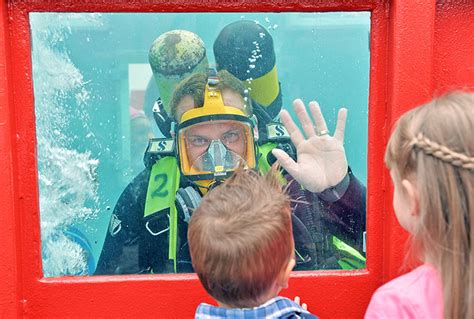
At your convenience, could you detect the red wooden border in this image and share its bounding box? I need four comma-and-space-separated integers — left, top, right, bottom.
1, 0, 446, 317
384, 0, 436, 281
0, 1, 21, 318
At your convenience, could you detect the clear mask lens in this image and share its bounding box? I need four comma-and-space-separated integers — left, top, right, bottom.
191, 140, 246, 173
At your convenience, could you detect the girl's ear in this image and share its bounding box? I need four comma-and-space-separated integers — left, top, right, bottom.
401, 179, 420, 217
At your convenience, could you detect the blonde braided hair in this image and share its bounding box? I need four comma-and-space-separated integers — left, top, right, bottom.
386, 91, 474, 319
410, 132, 474, 170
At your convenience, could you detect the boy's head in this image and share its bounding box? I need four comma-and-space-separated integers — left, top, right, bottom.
188, 167, 295, 308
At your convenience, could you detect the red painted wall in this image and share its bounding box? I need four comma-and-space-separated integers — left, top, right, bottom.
0, 0, 21, 317
0, 0, 472, 318
434, 1, 474, 93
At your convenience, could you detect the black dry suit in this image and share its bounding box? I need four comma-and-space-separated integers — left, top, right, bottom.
95, 134, 367, 275
96, 20, 366, 275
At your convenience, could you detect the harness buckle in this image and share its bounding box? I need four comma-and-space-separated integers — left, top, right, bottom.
145, 213, 170, 236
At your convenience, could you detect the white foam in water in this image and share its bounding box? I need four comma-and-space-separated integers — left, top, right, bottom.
42, 231, 89, 276
30, 13, 103, 277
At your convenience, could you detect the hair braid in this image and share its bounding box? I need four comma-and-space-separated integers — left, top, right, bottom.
410, 133, 474, 170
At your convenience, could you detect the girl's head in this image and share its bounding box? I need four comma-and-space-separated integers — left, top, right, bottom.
385, 91, 474, 318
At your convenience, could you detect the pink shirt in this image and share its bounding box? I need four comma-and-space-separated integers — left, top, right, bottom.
365, 264, 444, 319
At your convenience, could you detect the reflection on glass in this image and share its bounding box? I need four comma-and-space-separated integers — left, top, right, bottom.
30, 12, 370, 277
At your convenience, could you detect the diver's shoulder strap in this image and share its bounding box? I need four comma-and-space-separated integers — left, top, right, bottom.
144, 156, 180, 217
143, 137, 176, 169
257, 142, 278, 174
144, 156, 181, 272
257, 142, 290, 187
257, 121, 291, 146
257, 122, 295, 176
332, 235, 366, 270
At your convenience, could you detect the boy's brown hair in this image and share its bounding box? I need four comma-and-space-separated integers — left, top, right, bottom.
188, 167, 293, 308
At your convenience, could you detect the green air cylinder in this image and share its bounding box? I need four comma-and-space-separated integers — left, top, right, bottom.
214, 20, 282, 119
149, 30, 209, 115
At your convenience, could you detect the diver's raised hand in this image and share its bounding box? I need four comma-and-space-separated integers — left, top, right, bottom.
272, 99, 348, 193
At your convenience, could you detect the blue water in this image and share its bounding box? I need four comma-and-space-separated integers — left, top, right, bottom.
30, 12, 370, 276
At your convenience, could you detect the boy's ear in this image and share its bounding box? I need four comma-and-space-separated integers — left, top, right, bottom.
278, 258, 296, 289
401, 179, 419, 217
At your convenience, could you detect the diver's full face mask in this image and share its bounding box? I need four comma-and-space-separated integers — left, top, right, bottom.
177, 80, 256, 182
181, 119, 254, 177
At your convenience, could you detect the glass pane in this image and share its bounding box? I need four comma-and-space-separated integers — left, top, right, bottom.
30, 12, 369, 277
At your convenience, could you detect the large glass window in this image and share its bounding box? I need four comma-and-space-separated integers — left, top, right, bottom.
30, 12, 370, 277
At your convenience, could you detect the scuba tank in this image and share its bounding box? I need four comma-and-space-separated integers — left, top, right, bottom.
214, 20, 283, 120
148, 30, 209, 137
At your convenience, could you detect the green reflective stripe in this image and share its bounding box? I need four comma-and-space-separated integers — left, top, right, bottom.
144, 157, 180, 217
294, 248, 304, 262
169, 203, 178, 272
257, 143, 287, 185
257, 143, 277, 174
338, 257, 366, 270
144, 157, 180, 272
332, 236, 366, 261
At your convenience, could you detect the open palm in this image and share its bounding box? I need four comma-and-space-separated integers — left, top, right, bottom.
272, 99, 348, 193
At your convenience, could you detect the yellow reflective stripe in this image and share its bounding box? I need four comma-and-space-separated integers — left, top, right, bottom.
332, 236, 366, 262
246, 65, 279, 107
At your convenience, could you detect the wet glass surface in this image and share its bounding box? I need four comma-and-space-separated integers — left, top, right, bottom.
30, 12, 370, 276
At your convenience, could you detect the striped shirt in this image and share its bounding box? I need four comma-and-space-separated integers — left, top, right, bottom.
195, 296, 318, 319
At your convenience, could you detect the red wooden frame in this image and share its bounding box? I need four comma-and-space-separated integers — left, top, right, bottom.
6, 0, 470, 317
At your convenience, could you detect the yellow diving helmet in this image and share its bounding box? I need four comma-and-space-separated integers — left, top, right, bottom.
176, 72, 257, 190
